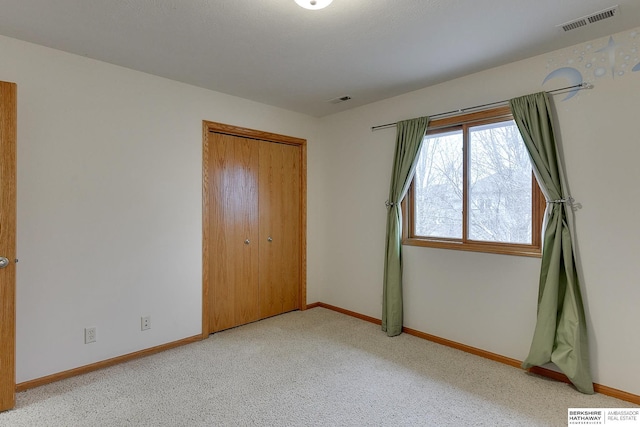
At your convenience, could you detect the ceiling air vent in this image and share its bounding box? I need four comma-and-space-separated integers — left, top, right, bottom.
561, 19, 587, 32
327, 95, 352, 104
558, 5, 619, 32
588, 7, 617, 24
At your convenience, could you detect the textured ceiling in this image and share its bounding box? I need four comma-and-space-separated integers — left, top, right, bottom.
0, 0, 638, 117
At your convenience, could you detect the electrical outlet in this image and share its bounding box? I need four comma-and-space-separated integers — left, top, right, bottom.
84, 327, 96, 344
141, 316, 151, 331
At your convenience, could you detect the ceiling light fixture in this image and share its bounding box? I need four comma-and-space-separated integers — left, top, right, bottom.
295, 0, 333, 10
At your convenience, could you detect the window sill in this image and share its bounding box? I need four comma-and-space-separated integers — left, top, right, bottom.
402, 237, 542, 258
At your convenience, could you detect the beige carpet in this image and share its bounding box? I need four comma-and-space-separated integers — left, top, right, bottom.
0, 307, 636, 426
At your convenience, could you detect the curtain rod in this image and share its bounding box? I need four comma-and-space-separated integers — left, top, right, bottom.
370, 83, 593, 132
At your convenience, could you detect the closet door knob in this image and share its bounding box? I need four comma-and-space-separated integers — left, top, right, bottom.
267, 237, 273, 242
244, 239, 250, 245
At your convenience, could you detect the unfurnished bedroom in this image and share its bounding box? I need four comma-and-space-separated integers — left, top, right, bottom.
0, 1, 639, 425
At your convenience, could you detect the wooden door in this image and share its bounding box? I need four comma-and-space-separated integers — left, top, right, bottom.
209, 133, 260, 332
203, 121, 306, 337
259, 141, 301, 318
0, 81, 17, 411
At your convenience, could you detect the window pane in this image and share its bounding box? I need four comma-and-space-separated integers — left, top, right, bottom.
414, 130, 463, 239
468, 121, 532, 244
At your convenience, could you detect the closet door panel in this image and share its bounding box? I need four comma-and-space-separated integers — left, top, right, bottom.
209, 134, 260, 332
259, 141, 301, 318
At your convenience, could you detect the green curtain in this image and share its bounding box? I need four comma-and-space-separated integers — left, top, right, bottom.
509, 92, 593, 394
382, 117, 429, 337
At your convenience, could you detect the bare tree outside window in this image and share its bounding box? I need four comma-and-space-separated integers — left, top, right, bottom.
414, 130, 462, 239
468, 121, 531, 244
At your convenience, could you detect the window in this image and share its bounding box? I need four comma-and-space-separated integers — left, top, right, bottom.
403, 106, 544, 257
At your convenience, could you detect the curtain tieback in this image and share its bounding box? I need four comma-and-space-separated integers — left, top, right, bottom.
547, 196, 574, 204
385, 200, 396, 208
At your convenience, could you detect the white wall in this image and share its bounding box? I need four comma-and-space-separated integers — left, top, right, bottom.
319, 28, 640, 396
0, 35, 324, 383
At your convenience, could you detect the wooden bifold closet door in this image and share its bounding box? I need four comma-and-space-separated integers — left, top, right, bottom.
206, 125, 304, 334
209, 134, 260, 332
258, 141, 301, 319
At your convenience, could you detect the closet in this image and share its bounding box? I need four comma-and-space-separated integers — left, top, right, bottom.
203, 122, 306, 334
